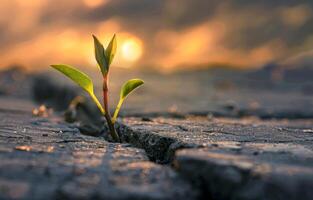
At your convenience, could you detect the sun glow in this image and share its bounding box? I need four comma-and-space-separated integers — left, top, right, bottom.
121, 38, 143, 62
83, 0, 108, 8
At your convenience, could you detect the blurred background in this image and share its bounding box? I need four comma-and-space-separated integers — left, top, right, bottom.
0, 0, 312, 117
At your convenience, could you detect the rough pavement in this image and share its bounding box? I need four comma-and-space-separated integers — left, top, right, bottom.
1, 97, 313, 200
121, 116, 313, 199
0, 110, 197, 200
1, 66, 313, 199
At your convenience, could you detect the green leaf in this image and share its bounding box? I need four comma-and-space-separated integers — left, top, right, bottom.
120, 79, 144, 99
92, 35, 108, 75
105, 34, 117, 66
112, 79, 144, 123
50, 64, 104, 114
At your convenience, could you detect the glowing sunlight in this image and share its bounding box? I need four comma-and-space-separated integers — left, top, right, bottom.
120, 37, 143, 65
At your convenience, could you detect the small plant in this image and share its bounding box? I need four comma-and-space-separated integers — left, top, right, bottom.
51, 34, 144, 142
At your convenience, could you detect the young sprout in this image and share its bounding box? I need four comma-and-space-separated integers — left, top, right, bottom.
51, 34, 144, 142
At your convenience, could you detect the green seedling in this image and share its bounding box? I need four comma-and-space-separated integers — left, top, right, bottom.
51, 34, 144, 142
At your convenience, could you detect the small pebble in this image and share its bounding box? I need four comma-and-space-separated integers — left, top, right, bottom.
141, 117, 152, 122
253, 151, 259, 155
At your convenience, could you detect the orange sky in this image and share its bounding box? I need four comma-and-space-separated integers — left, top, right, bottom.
0, 0, 312, 72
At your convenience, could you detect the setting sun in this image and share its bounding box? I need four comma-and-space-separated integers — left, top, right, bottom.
83, 0, 108, 8
121, 38, 143, 62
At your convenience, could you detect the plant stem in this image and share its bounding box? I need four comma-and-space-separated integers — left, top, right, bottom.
104, 112, 120, 142
103, 75, 120, 142
90, 94, 105, 114
112, 98, 123, 124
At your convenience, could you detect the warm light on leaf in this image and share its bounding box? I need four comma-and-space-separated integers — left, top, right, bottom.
50, 64, 104, 113
105, 34, 117, 66
92, 35, 108, 75
120, 79, 144, 99
112, 79, 144, 122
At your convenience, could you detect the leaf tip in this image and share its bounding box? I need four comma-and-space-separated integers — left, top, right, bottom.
50, 64, 59, 69
133, 78, 144, 86
92, 34, 101, 44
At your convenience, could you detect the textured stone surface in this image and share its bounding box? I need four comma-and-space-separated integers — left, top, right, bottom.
175, 148, 313, 200
0, 110, 197, 200
121, 117, 313, 162
120, 117, 313, 199
1, 66, 313, 199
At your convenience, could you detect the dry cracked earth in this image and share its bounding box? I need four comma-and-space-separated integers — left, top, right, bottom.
0, 68, 313, 200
